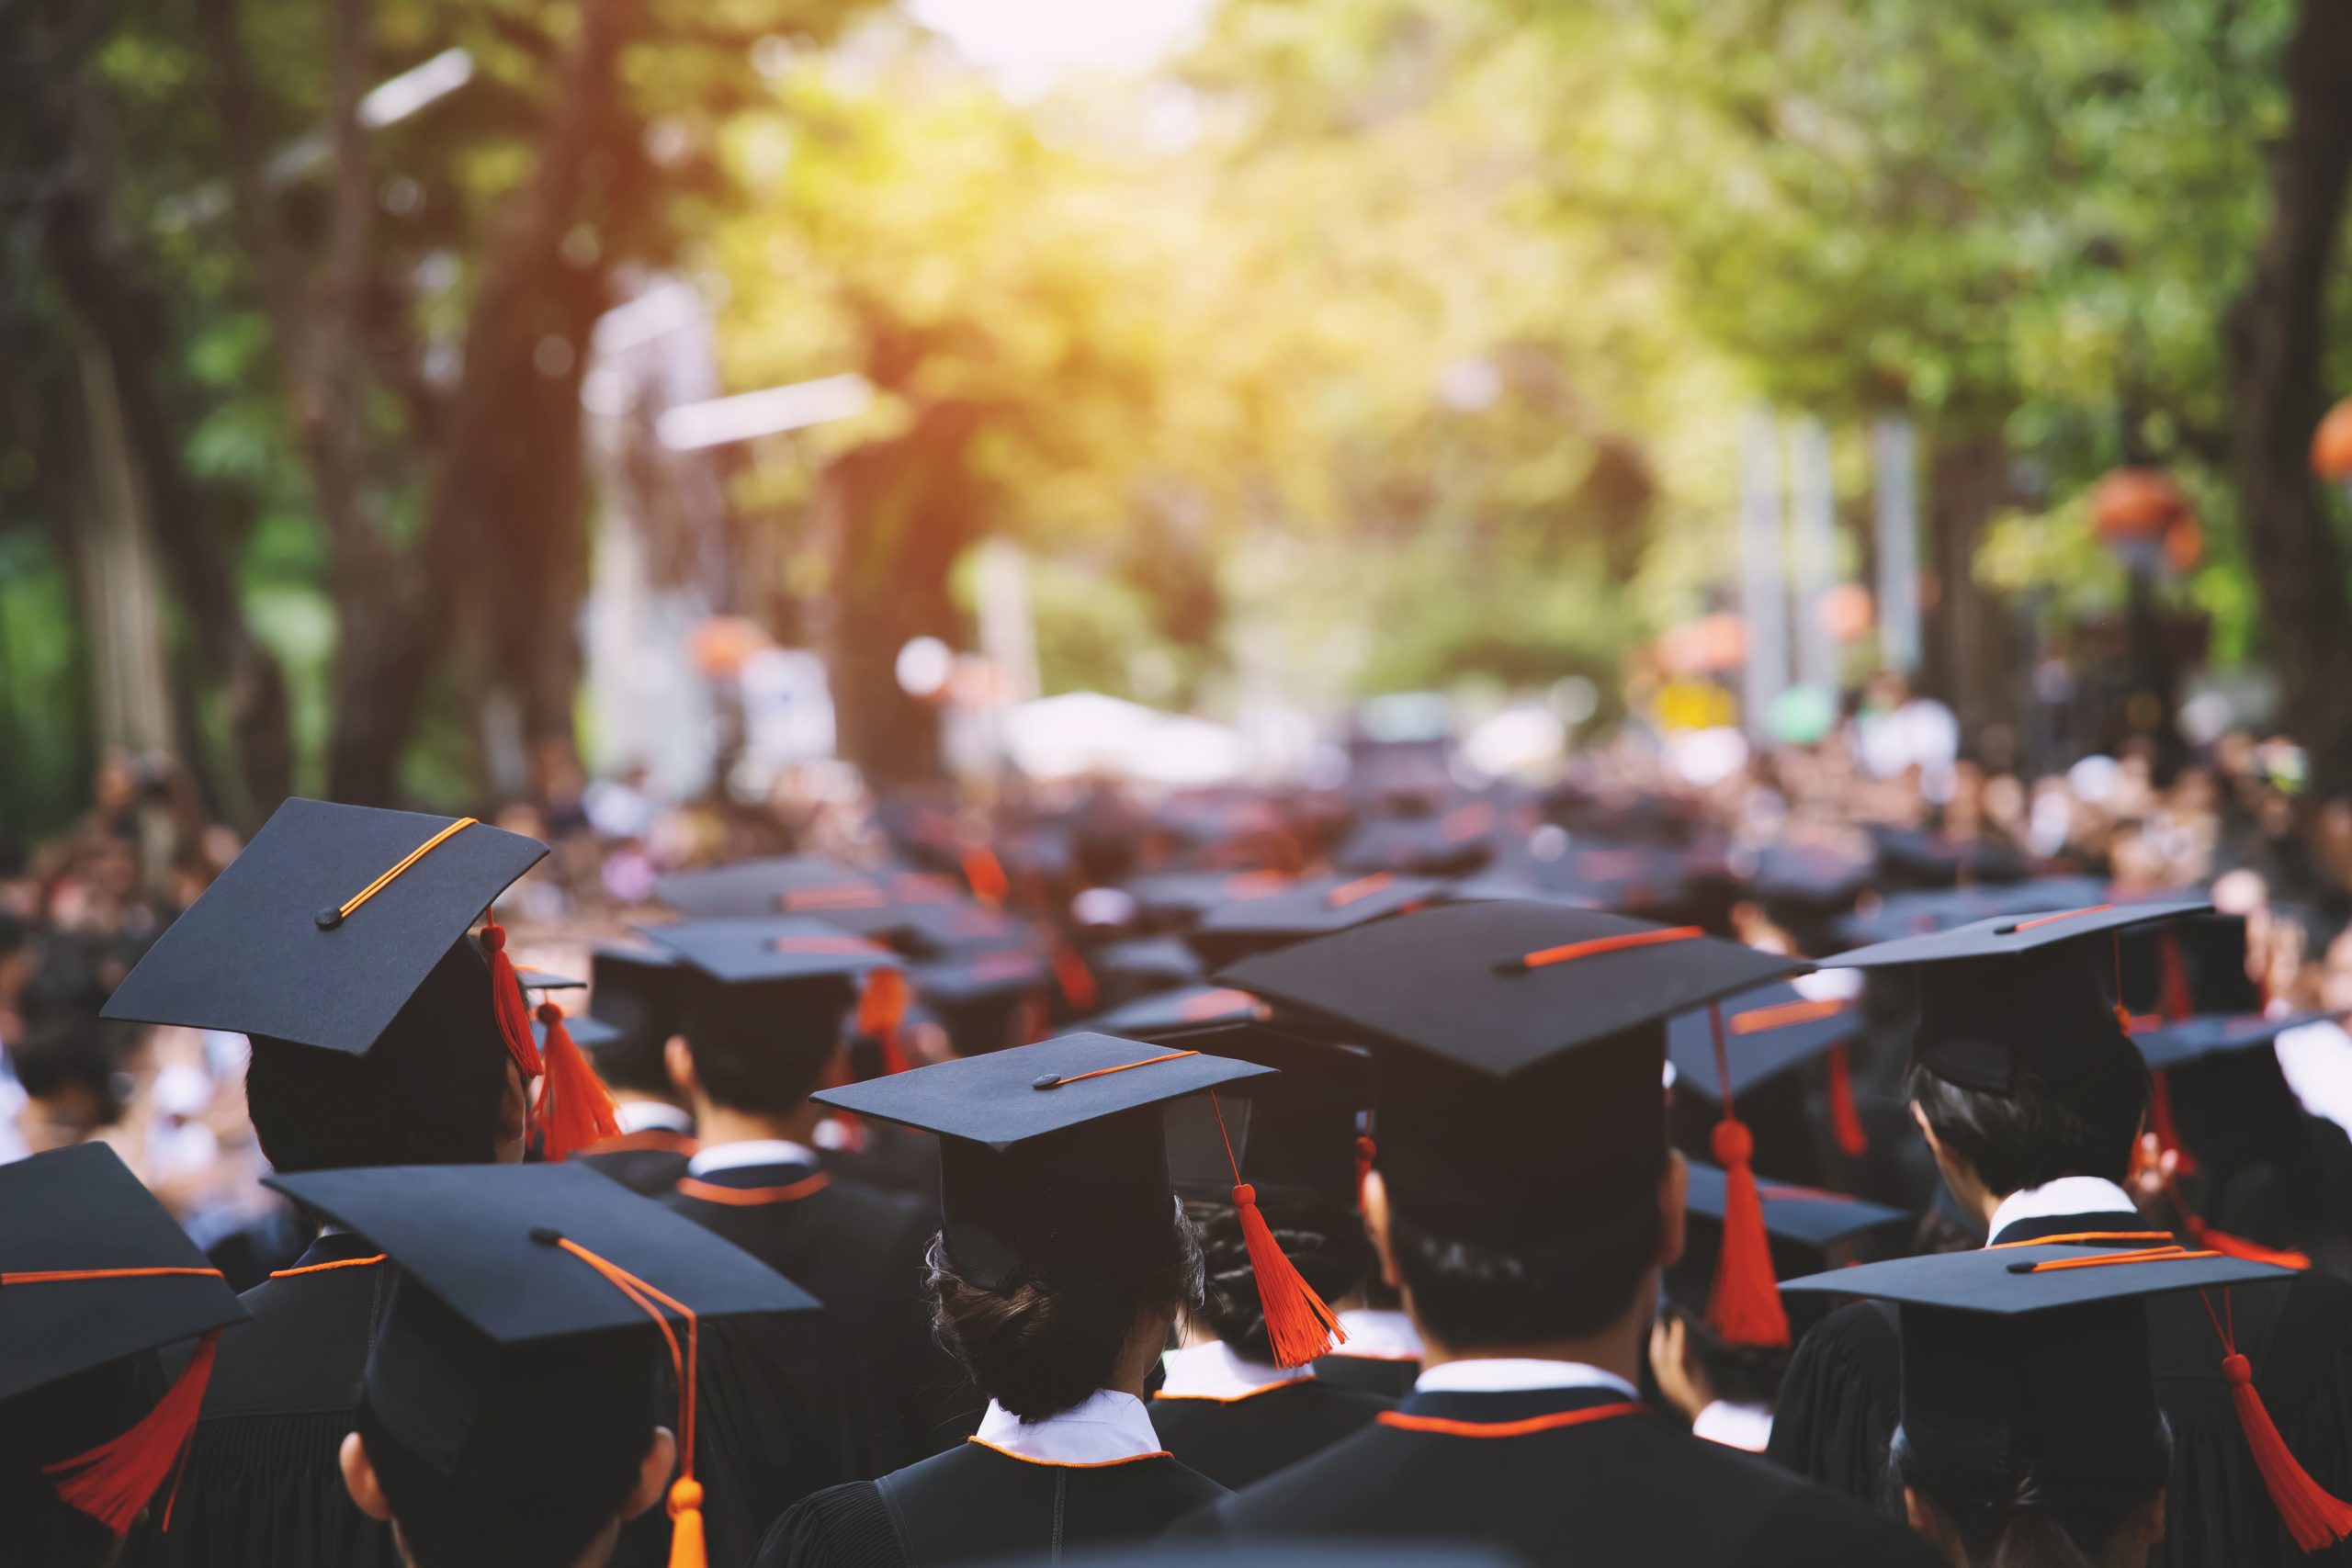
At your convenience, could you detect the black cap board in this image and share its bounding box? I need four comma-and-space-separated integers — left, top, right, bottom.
814, 1034, 1270, 1289
1782, 1244, 2287, 1484
1084, 985, 1268, 1037
639, 918, 895, 1100
1089, 937, 1206, 988
651, 854, 880, 919
514, 968, 583, 993
1665, 980, 1860, 1101
536, 1010, 622, 1054
268, 1163, 817, 1489
2131, 1010, 2328, 1074
1823, 898, 2210, 1096
1219, 901, 1804, 1246
635, 917, 899, 987
584, 944, 689, 1055
1666, 1162, 1909, 1331
1185, 874, 1447, 968
102, 798, 547, 1055
1149, 1021, 1372, 1210
0, 1143, 250, 1405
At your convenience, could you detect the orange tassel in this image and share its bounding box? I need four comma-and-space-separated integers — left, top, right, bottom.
856, 969, 912, 1077
1826, 1043, 1868, 1158
960, 845, 1008, 908
1354, 1134, 1377, 1196
1049, 942, 1099, 1012
2207, 1288, 2352, 1551
666, 1477, 707, 1568
534, 1002, 621, 1161
1704, 1002, 1790, 1348
480, 919, 543, 1079
45, 1330, 220, 1534
1232, 1181, 1345, 1366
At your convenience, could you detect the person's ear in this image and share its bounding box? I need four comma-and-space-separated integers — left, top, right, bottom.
2133, 1487, 2168, 1554
1657, 1149, 1689, 1269
1360, 1168, 1400, 1290
619, 1427, 679, 1521
664, 1037, 696, 1101
340, 1431, 394, 1522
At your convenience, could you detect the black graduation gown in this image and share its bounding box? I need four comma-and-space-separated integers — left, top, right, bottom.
579, 1125, 698, 1197
753, 1441, 1227, 1567
1767, 1208, 2352, 1567
819, 1121, 943, 1217
1148, 1378, 1394, 1489
1177, 1384, 1941, 1568
122, 1231, 399, 1568
1310, 1352, 1420, 1401
662, 1158, 979, 1564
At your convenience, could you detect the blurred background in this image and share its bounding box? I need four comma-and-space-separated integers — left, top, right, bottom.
12, 0, 2352, 1231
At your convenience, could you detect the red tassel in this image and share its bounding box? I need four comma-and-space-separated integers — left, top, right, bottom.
2149, 1071, 2199, 1177
667, 1476, 707, 1568
1826, 1043, 1868, 1158
857, 969, 912, 1077
480, 919, 544, 1079
1049, 942, 1099, 1012
45, 1330, 220, 1534
534, 1002, 621, 1161
2208, 1288, 2352, 1551
960, 845, 1008, 908
1354, 1135, 1377, 1196
1706, 1119, 1792, 1348
1232, 1182, 1346, 1366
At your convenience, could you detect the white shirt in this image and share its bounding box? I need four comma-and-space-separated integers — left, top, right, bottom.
1985, 1176, 2138, 1241
687, 1138, 820, 1178
1412, 1359, 1639, 1399
968, 1391, 1165, 1465
1158, 1341, 1310, 1401
1332, 1308, 1424, 1362
614, 1101, 693, 1136
1691, 1399, 1775, 1453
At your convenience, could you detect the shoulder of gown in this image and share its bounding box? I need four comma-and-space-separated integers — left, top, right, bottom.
1762, 1297, 1901, 1508
753, 1480, 904, 1568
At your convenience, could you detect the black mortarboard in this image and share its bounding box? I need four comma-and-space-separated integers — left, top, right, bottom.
1, 1144, 250, 1534
1186, 874, 1450, 969
910, 946, 1052, 1058
1089, 937, 1206, 992
1666, 1162, 1909, 1348
641, 918, 899, 1100
1332, 812, 1495, 877
514, 968, 584, 994
1665, 980, 1860, 1101
1867, 825, 2030, 888
1123, 871, 1295, 928
1824, 898, 2210, 1095
1154, 1021, 1373, 1211
102, 798, 546, 1057
584, 943, 689, 1054
1083, 984, 1270, 1037
639, 917, 900, 988
1782, 1245, 2285, 1486
2131, 1010, 2327, 1074
268, 1163, 816, 1500
814, 1034, 1269, 1290
537, 1010, 621, 1055
1834, 877, 2112, 948
651, 854, 881, 919
1219, 901, 1802, 1245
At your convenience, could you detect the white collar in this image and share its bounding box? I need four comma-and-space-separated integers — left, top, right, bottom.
1158, 1341, 1311, 1401
1690, 1399, 1775, 1453
1985, 1177, 2138, 1241
687, 1138, 820, 1178
1412, 1358, 1639, 1399
968, 1392, 1166, 1466
1332, 1308, 1424, 1363
613, 1101, 693, 1135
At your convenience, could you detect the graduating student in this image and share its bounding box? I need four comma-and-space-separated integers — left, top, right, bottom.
2, 1144, 250, 1568
642, 917, 975, 1558
1182, 874, 1446, 970
106, 800, 573, 1568
571, 943, 700, 1196
270, 1161, 820, 1568
1175, 900, 1940, 1567
1781, 1244, 2294, 1568
1768, 899, 2352, 1566
1148, 1021, 1395, 1487
754, 1033, 1263, 1566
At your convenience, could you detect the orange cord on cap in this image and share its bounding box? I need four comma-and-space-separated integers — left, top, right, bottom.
1180, 988, 1260, 1023
1208, 1092, 1345, 1367
8, 1267, 230, 1534
333, 818, 477, 921
779, 885, 887, 911
1328, 874, 1393, 908
2163, 1174, 2310, 1269
2006, 903, 2117, 933
2202, 1288, 2352, 1551
546, 1236, 706, 1568
1729, 998, 1849, 1033
1498, 925, 1702, 974
1985, 1231, 2173, 1250
1703, 1001, 1790, 1348
1727, 995, 1866, 1158
770, 935, 888, 957
1038, 1049, 1200, 1088
2013, 1245, 2221, 1273
534, 1002, 621, 1161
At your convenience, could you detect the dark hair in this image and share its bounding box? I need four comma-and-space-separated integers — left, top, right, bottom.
355, 1394, 646, 1568
928, 1213, 1203, 1420
678, 987, 847, 1115
8, 1020, 123, 1122
1661, 1300, 1787, 1408
586, 1032, 673, 1100
244, 941, 510, 1175
1891, 1426, 2168, 1568
1905, 1040, 2149, 1198
1186, 1194, 1372, 1365
1387, 1196, 1661, 1350
0, 1356, 155, 1567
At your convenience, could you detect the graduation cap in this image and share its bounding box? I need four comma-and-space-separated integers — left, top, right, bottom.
1088, 936, 1206, 993
100, 798, 619, 1160
1666, 1163, 1908, 1355
1667, 978, 1871, 1158
1185, 874, 1447, 969
270, 1163, 819, 1568
1, 1143, 251, 1535
1331, 812, 1495, 877
639, 919, 901, 1100
910, 945, 1053, 1058
817, 1035, 1343, 1365
582, 944, 690, 1063
1834, 877, 2114, 948
1122, 871, 1294, 927
1823, 898, 2211, 1097
651, 854, 881, 919
1220, 900, 1805, 1347
537, 1010, 621, 1055
1083, 984, 1269, 1038
1782, 1242, 2352, 1551
1157, 1021, 1374, 1212
1867, 825, 2030, 888
1740, 843, 1877, 915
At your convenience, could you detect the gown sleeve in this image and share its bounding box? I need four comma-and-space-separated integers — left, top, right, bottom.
753, 1481, 907, 1568
1762, 1301, 1902, 1510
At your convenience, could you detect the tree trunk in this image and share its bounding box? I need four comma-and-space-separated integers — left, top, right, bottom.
2229, 0, 2352, 793
1917, 431, 2015, 745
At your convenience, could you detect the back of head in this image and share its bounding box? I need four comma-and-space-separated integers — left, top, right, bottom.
1188, 1193, 1370, 1365
245, 938, 509, 1173
1893, 1430, 2168, 1568
1905, 1028, 2149, 1196
675, 976, 851, 1114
